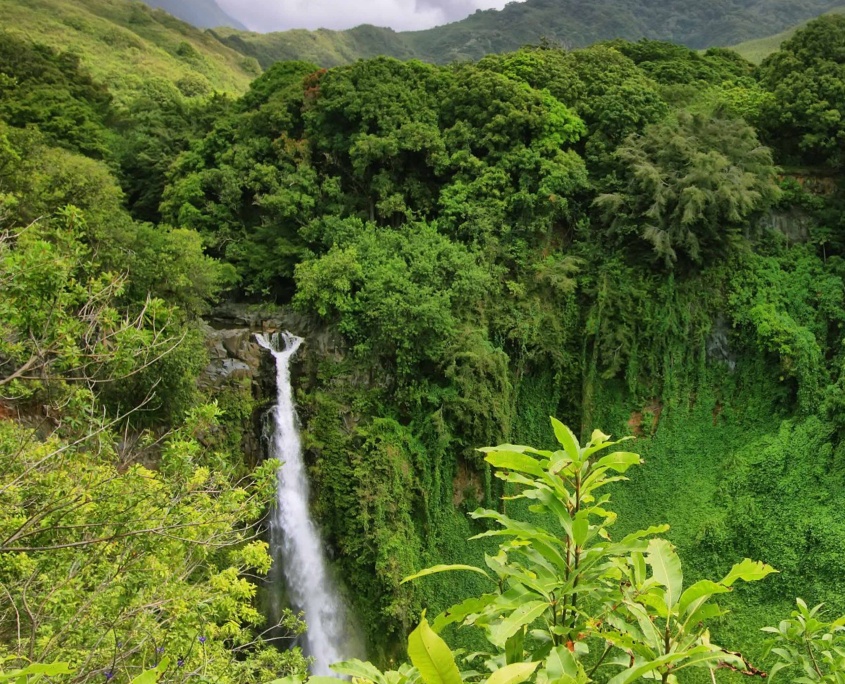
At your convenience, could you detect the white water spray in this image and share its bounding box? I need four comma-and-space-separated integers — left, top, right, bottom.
256, 332, 350, 675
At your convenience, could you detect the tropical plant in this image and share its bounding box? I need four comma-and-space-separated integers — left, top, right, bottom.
402, 418, 775, 683
764, 599, 845, 682
280, 419, 775, 684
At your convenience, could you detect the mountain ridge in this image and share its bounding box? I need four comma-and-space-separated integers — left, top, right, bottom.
212, 0, 845, 67
139, 0, 247, 30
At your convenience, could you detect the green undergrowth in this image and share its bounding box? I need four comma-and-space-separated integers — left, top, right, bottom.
585, 353, 842, 681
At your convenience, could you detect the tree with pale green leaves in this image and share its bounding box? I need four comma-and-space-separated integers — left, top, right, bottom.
595, 110, 780, 267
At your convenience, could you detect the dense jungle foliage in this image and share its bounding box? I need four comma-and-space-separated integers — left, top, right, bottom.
3, 5, 845, 684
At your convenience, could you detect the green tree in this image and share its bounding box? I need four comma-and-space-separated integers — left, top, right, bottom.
294, 221, 492, 380
0, 201, 304, 683
478, 46, 668, 172
114, 78, 207, 223
0, 32, 112, 159
758, 15, 845, 169
0, 406, 307, 684
595, 110, 780, 266
161, 61, 321, 296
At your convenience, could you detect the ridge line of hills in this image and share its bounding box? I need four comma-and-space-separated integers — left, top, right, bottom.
139, 0, 247, 31
205, 0, 845, 68
3, 0, 844, 106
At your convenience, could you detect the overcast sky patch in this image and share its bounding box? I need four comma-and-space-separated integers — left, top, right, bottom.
217, 0, 521, 33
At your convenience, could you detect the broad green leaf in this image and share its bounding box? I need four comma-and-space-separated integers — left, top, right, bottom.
720, 559, 777, 587
684, 602, 725, 627
544, 645, 581, 680
647, 539, 683, 612
584, 435, 632, 459
308, 678, 346, 684
605, 649, 702, 684
402, 565, 493, 585
505, 628, 525, 665
521, 488, 573, 536
407, 616, 462, 684
767, 661, 791, 681
580, 472, 630, 495
550, 417, 580, 462
331, 660, 388, 684
631, 552, 647, 585
548, 454, 574, 476
603, 630, 653, 657
595, 451, 642, 473
673, 648, 742, 672
483, 451, 546, 478
490, 601, 550, 646
432, 595, 496, 632
572, 512, 589, 547
486, 662, 538, 684
638, 588, 670, 619
679, 580, 730, 618
608, 525, 670, 554
479, 445, 554, 458
130, 658, 170, 684
624, 601, 663, 651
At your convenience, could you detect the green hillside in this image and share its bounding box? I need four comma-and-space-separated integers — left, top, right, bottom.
730, 5, 845, 62
211, 24, 418, 69
0, 0, 257, 103
140, 0, 247, 30
213, 0, 845, 68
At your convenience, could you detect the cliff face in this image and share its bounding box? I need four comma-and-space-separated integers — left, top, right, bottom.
199, 303, 347, 464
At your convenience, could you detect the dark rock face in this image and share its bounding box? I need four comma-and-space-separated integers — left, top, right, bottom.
201, 303, 344, 381
200, 304, 310, 389
198, 303, 346, 463
200, 325, 257, 388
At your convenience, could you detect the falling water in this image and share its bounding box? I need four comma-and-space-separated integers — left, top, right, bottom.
256, 332, 350, 675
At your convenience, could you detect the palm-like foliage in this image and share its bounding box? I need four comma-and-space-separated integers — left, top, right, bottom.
596, 111, 780, 266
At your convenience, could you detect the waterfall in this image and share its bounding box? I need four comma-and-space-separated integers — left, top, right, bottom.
256, 332, 350, 675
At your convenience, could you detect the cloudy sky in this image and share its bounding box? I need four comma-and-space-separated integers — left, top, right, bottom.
216, 0, 522, 33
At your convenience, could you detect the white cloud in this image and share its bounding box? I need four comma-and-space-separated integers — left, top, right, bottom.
217, 0, 521, 33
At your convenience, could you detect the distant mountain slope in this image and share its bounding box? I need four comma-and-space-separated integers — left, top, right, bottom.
210, 25, 418, 69
217, 0, 845, 68
0, 0, 257, 103
140, 0, 247, 30
729, 5, 845, 63
405, 0, 845, 59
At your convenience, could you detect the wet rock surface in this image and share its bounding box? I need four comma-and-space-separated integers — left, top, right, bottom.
199, 303, 337, 388
198, 302, 353, 466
